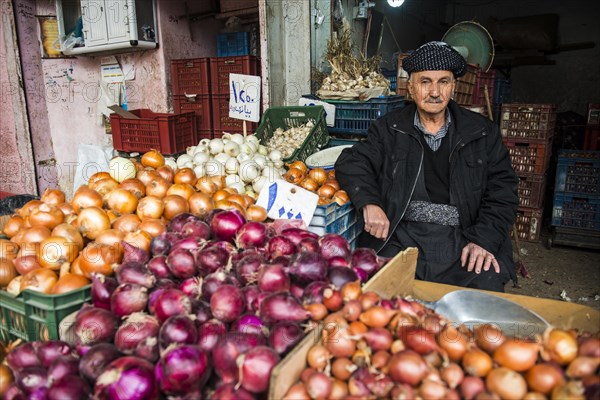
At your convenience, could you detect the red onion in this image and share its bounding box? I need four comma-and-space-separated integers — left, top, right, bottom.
47, 375, 91, 400
298, 237, 320, 253
203, 208, 225, 225
91, 273, 118, 310
307, 371, 333, 399
242, 285, 261, 312
159, 315, 199, 349
236, 221, 267, 249
170, 237, 202, 253
281, 227, 318, 246
192, 300, 213, 325
202, 270, 238, 301
181, 219, 210, 239
257, 263, 290, 293
267, 235, 297, 259
402, 327, 439, 355
351, 247, 380, 277
6, 342, 40, 370
36, 341, 72, 369
149, 233, 171, 256
237, 346, 280, 394
167, 212, 196, 232
212, 332, 266, 384
210, 210, 246, 242
364, 370, 394, 397
121, 240, 149, 264
3, 384, 25, 400
387, 350, 428, 386
111, 283, 148, 318
151, 288, 192, 323
289, 251, 328, 283
48, 355, 79, 381
211, 383, 256, 400
328, 265, 359, 289
353, 266, 369, 282
231, 314, 268, 337
155, 345, 210, 395
290, 282, 305, 299
259, 292, 309, 325
147, 255, 171, 279
269, 322, 304, 355
319, 233, 351, 260
207, 240, 237, 254
302, 281, 330, 304
115, 261, 156, 288
328, 255, 350, 268
198, 319, 227, 353
179, 277, 203, 299
195, 245, 230, 275
75, 305, 119, 346
235, 255, 263, 285
16, 367, 48, 395
210, 284, 246, 322
166, 248, 197, 279
134, 336, 159, 363
79, 343, 122, 383
114, 313, 160, 354
94, 356, 157, 400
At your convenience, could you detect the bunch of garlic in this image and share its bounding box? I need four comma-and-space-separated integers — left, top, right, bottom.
266, 121, 315, 159
320, 71, 390, 92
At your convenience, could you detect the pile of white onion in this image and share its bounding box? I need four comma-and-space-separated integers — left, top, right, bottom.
169, 133, 286, 200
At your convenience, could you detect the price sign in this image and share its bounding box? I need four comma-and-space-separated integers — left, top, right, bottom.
256, 179, 319, 226
229, 73, 261, 123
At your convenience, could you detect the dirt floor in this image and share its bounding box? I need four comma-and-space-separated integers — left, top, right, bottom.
505, 229, 600, 311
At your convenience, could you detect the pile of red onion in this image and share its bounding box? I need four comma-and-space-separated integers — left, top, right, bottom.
3, 210, 388, 399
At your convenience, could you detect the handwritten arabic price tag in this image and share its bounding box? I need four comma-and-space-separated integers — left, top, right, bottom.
229, 73, 261, 123
256, 179, 318, 226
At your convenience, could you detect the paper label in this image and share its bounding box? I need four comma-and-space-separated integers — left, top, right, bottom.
299, 97, 336, 127
256, 179, 319, 226
229, 73, 261, 122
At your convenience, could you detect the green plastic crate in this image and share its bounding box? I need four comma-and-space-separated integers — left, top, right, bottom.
0, 285, 91, 342
254, 106, 329, 163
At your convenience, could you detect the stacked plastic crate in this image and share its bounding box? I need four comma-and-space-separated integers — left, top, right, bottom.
501, 104, 557, 242
548, 150, 600, 249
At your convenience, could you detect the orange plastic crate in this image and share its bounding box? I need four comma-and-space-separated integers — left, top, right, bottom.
110, 109, 197, 154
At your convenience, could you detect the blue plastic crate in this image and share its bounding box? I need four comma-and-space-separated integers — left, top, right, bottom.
309, 202, 357, 236
493, 74, 512, 104
324, 96, 405, 136
217, 32, 249, 57
555, 150, 600, 195
551, 192, 600, 231
381, 69, 397, 92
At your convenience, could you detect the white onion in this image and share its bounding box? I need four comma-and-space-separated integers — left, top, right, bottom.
269, 149, 282, 162
252, 154, 267, 169
177, 154, 193, 168
246, 141, 258, 154
239, 160, 260, 183
205, 160, 224, 177
258, 145, 268, 156
273, 160, 284, 169
225, 174, 242, 187
221, 133, 232, 141
262, 165, 282, 180
229, 182, 246, 194
164, 157, 177, 171
245, 135, 260, 145
109, 157, 136, 183
214, 152, 230, 165
186, 146, 196, 156
252, 175, 269, 193
225, 158, 239, 174
182, 162, 194, 170
237, 153, 251, 163
224, 141, 241, 157
239, 143, 254, 156
209, 138, 225, 155
199, 138, 211, 146
230, 133, 245, 145
193, 152, 210, 165
194, 145, 209, 155
193, 164, 206, 178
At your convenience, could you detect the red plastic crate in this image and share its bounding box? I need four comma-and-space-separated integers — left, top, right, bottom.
173, 94, 212, 142
500, 103, 557, 141
471, 69, 496, 105
518, 174, 547, 208
209, 56, 260, 95
512, 206, 543, 242
211, 94, 258, 136
505, 139, 553, 175
583, 125, 599, 150
110, 109, 197, 155
171, 58, 210, 95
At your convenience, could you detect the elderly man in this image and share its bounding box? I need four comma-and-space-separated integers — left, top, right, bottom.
335, 41, 519, 291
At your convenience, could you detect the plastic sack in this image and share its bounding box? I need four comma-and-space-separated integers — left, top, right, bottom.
0, 195, 39, 216
72, 144, 114, 194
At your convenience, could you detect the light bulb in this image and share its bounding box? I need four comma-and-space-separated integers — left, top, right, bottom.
387, 0, 405, 7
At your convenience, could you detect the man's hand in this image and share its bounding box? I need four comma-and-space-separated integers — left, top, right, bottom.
363, 204, 390, 239
461, 242, 500, 274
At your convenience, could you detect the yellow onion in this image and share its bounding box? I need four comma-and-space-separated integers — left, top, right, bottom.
77, 207, 111, 239
0, 258, 18, 287
163, 195, 189, 220
37, 236, 79, 270
308, 168, 328, 186
17, 200, 43, 218
20, 268, 58, 294
87, 171, 112, 186
51, 272, 90, 294
333, 190, 350, 206
284, 167, 305, 184
19, 226, 52, 245
95, 229, 125, 249
317, 184, 337, 199
51, 223, 84, 251
167, 183, 195, 200
542, 328, 578, 365
71, 186, 103, 213
107, 188, 139, 215
2, 215, 24, 238
146, 177, 170, 199
189, 192, 214, 216
300, 178, 319, 192
525, 363, 566, 395
56, 202, 75, 217
113, 213, 142, 233
137, 169, 161, 186
40, 188, 66, 205
141, 149, 165, 168
79, 243, 122, 278
157, 165, 175, 183
89, 178, 119, 198
137, 195, 165, 220
323, 179, 340, 191
123, 230, 152, 253
245, 204, 267, 222
195, 176, 218, 195
174, 168, 197, 185
28, 203, 65, 230
486, 367, 527, 400
0, 239, 19, 261
0, 363, 14, 397
119, 178, 146, 199
139, 218, 167, 237
6, 276, 23, 295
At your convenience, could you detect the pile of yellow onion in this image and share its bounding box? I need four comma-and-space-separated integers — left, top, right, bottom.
284, 161, 350, 206
0, 149, 267, 296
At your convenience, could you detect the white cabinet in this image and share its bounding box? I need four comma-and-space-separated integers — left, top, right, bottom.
56, 0, 158, 56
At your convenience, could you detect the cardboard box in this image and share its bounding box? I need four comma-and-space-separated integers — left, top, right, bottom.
268, 247, 600, 399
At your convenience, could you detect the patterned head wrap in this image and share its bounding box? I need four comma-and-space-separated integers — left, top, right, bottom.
403, 41, 467, 78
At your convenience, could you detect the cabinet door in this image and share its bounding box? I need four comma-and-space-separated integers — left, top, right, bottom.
104, 0, 130, 43
80, 0, 108, 47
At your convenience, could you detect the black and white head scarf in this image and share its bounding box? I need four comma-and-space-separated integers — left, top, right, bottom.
403, 41, 467, 78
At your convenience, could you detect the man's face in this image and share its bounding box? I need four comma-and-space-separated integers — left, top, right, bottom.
407, 70, 456, 116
